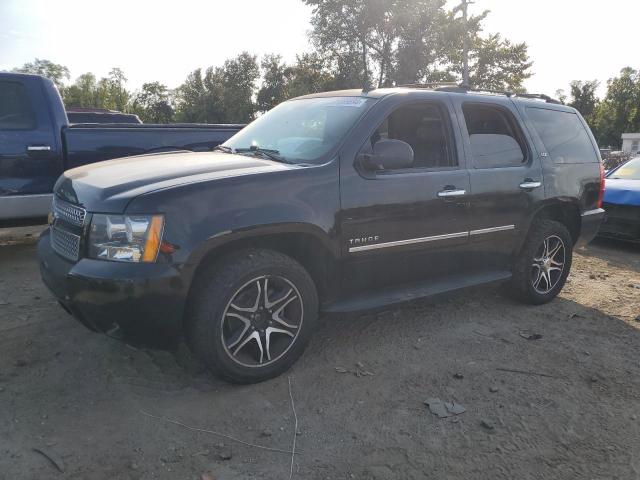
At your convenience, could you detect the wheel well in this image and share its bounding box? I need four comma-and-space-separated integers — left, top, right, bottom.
533, 203, 581, 244
188, 233, 337, 304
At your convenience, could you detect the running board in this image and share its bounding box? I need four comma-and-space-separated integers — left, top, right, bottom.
322, 270, 512, 314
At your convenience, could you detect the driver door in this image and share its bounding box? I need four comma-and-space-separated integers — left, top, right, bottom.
339, 97, 471, 296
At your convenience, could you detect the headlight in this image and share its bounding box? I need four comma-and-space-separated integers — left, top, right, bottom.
88, 214, 164, 263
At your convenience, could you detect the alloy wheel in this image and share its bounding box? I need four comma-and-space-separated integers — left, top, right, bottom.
531, 235, 566, 294
221, 275, 303, 368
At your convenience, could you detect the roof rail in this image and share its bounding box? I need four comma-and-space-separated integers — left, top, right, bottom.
395, 82, 561, 104
514, 93, 562, 104
396, 82, 460, 89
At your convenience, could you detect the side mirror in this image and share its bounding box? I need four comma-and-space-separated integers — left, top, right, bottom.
362, 139, 414, 171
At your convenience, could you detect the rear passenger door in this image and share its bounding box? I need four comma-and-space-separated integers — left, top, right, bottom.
450, 97, 544, 270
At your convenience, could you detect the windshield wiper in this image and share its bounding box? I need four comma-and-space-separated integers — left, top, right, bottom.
213, 145, 234, 154
235, 146, 294, 164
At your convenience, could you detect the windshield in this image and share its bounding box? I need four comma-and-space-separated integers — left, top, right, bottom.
222, 96, 375, 164
608, 157, 640, 180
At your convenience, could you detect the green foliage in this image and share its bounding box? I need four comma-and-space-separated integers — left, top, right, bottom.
63, 69, 130, 111
448, 33, 532, 91
304, 0, 532, 90
304, 0, 450, 88
175, 52, 259, 123
592, 68, 640, 148
130, 82, 174, 123
257, 55, 292, 112
174, 68, 209, 122
568, 80, 599, 120
13, 58, 70, 91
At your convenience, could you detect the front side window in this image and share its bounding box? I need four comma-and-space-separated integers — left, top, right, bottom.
463, 103, 526, 168
365, 103, 456, 169
223, 96, 375, 164
0, 81, 36, 130
526, 107, 599, 164
632, 140, 639, 152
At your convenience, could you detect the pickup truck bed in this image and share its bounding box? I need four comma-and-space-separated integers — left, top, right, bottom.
0, 72, 243, 225
63, 123, 245, 169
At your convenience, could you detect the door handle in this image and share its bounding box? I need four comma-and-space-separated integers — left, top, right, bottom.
519, 181, 542, 189
27, 145, 52, 151
437, 189, 466, 198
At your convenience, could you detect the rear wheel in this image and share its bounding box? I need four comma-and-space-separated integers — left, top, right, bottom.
509, 219, 573, 304
186, 249, 318, 384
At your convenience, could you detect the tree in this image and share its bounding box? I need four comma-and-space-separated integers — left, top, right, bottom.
175, 68, 209, 122
101, 68, 130, 111
287, 53, 335, 97
568, 80, 599, 122
219, 52, 260, 122
466, 34, 532, 91
13, 58, 70, 91
130, 82, 174, 123
63, 69, 131, 111
256, 55, 292, 113
305, 0, 448, 88
592, 67, 640, 148
175, 52, 259, 123
63, 73, 99, 107
305, 0, 532, 90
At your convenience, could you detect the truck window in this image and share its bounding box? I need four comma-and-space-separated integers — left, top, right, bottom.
0, 81, 36, 130
526, 107, 599, 163
462, 103, 526, 168
368, 103, 456, 169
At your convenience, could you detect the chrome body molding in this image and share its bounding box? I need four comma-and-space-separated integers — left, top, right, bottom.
0, 193, 53, 220
348, 225, 515, 253
469, 225, 515, 236
349, 231, 469, 252
581, 208, 605, 217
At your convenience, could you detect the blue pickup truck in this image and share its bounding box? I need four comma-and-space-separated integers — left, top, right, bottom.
0, 72, 244, 226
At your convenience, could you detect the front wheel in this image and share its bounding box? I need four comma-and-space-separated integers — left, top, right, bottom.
509, 219, 573, 305
186, 249, 318, 384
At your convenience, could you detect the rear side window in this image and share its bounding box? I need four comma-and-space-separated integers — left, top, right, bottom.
526, 107, 598, 163
0, 81, 36, 130
462, 104, 526, 168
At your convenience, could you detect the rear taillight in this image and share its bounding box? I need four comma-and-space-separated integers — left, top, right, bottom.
597, 163, 606, 209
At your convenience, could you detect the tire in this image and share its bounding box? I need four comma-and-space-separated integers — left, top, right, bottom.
186, 249, 318, 384
509, 219, 573, 305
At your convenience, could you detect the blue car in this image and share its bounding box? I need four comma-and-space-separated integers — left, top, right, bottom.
600, 156, 640, 241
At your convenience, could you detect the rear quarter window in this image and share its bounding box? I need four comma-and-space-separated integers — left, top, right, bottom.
0, 80, 36, 130
526, 107, 598, 163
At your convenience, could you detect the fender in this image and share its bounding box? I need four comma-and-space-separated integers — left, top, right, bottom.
185, 221, 341, 271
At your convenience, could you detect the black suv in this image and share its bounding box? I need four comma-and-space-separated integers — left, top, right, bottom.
38, 86, 605, 383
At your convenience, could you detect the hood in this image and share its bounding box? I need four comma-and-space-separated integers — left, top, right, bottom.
604, 178, 640, 206
54, 151, 293, 212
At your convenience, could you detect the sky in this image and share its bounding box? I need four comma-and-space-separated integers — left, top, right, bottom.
1, 0, 638, 98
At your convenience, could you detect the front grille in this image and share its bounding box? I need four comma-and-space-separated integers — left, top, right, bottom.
50, 225, 81, 261
53, 196, 86, 227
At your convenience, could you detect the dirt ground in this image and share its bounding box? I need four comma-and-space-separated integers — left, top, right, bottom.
1, 226, 639, 480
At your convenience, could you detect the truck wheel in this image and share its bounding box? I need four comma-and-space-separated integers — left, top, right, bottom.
509, 219, 573, 305
186, 249, 318, 384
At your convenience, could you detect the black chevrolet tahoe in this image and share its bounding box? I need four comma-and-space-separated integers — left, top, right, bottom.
38, 86, 605, 383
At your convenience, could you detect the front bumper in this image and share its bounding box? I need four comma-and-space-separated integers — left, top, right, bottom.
576, 208, 605, 248
38, 228, 188, 340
